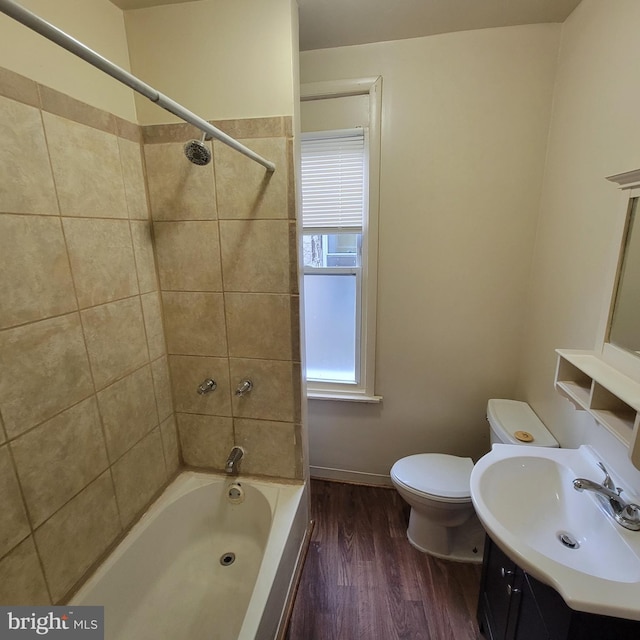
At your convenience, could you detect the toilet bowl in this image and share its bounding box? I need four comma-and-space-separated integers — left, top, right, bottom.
390, 399, 558, 563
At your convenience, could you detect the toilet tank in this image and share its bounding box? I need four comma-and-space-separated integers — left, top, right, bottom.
487, 399, 559, 448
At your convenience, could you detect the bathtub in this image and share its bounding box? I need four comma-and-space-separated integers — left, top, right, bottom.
72, 472, 307, 640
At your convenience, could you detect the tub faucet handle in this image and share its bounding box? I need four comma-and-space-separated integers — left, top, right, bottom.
197, 378, 216, 395
235, 379, 253, 396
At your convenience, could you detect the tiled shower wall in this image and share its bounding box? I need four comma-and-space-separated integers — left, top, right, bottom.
0, 67, 179, 604
143, 119, 302, 479
0, 67, 179, 605
0, 66, 302, 606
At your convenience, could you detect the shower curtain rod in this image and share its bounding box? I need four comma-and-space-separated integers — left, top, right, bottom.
0, 0, 276, 172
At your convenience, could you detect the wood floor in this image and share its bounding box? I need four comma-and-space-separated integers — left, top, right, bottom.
286, 480, 483, 640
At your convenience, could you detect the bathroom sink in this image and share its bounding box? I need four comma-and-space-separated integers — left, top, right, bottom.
471, 444, 640, 620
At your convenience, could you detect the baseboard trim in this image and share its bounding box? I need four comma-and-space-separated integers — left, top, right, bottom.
310, 466, 393, 487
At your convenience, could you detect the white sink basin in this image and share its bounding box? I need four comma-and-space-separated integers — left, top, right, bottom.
471, 444, 640, 620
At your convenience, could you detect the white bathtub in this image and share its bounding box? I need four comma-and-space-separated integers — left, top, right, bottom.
72, 472, 307, 640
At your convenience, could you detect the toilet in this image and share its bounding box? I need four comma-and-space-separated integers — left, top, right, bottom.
390, 399, 559, 563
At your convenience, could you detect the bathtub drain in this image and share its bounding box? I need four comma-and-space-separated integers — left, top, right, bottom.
220, 552, 236, 566
227, 482, 245, 504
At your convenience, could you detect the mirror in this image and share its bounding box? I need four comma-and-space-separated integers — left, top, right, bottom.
609, 197, 640, 354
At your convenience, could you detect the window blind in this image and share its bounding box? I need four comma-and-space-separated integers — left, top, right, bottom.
301, 131, 365, 229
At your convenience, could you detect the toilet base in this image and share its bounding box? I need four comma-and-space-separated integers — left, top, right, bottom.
406, 510, 485, 564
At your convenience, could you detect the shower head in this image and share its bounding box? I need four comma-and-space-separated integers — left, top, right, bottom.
184, 133, 212, 166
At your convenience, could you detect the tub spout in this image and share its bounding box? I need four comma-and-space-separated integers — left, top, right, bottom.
225, 446, 244, 475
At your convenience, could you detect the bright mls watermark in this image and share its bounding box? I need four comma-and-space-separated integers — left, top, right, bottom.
0, 607, 103, 639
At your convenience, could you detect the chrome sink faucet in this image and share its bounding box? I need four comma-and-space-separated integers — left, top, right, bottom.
573, 462, 640, 531
225, 446, 244, 475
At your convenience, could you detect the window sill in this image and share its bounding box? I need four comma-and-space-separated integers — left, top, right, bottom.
307, 390, 383, 403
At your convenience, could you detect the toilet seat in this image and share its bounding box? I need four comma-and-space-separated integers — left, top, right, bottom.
390, 453, 473, 503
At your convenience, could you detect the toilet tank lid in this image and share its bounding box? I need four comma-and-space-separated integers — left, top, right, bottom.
487, 399, 559, 447
391, 454, 473, 499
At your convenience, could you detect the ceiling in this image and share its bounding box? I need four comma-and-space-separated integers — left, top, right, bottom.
297, 0, 582, 51
109, 0, 582, 51
110, 0, 197, 9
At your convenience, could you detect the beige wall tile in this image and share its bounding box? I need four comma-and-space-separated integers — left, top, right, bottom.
159, 415, 180, 476
219, 220, 294, 293
0, 314, 93, 438
39, 86, 116, 135
0, 96, 58, 215
177, 413, 233, 469
0, 445, 30, 559
97, 366, 158, 461
214, 137, 288, 219
286, 138, 295, 220
0, 67, 40, 107
11, 398, 109, 528
213, 117, 286, 140
0, 537, 50, 605
226, 293, 296, 360
0, 215, 77, 330
162, 292, 228, 356
112, 429, 166, 527
144, 142, 216, 221
293, 423, 304, 480
141, 122, 191, 144
141, 291, 166, 360
43, 113, 127, 218
130, 220, 159, 293
62, 218, 139, 309
229, 358, 298, 423
169, 355, 232, 416
34, 472, 121, 602
118, 137, 149, 220
154, 221, 222, 291
81, 297, 149, 390
116, 118, 142, 144
291, 295, 301, 360
234, 418, 297, 478
151, 356, 174, 422
289, 224, 299, 294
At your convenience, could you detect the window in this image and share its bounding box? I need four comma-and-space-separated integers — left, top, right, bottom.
300, 77, 381, 402
302, 131, 364, 385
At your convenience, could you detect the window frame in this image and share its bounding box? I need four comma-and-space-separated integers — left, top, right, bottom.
300, 77, 382, 403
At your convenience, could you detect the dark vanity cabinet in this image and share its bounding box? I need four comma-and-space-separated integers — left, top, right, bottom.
477, 535, 640, 640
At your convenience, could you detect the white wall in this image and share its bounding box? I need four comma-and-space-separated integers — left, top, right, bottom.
518, 0, 640, 488
124, 0, 297, 123
0, 0, 298, 124
300, 25, 560, 482
0, 0, 136, 120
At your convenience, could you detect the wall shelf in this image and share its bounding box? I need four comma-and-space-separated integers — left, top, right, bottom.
555, 349, 640, 467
